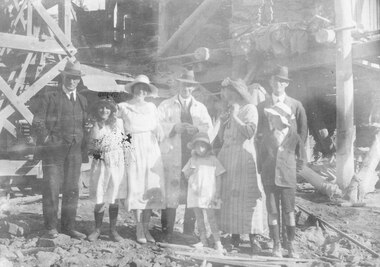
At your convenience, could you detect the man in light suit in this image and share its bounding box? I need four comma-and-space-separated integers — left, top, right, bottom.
158, 70, 213, 240
32, 60, 88, 239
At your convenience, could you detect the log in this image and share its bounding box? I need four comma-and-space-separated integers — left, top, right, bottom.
345, 131, 380, 202
297, 204, 380, 258
298, 166, 342, 197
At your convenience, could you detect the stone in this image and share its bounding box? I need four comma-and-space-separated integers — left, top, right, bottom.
54, 247, 69, 257
0, 244, 16, 259
37, 234, 71, 247
4, 220, 31, 236
0, 257, 13, 267
36, 251, 60, 267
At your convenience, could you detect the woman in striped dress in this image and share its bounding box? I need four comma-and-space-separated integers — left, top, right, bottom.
217, 78, 264, 253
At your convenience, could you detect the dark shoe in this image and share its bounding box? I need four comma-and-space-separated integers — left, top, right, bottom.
87, 229, 101, 242
272, 242, 282, 258
287, 241, 299, 258
109, 229, 123, 242
62, 229, 86, 240
45, 229, 59, 239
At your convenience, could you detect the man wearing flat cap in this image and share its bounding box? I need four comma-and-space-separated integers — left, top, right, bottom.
158, 70, 213, 239
257, 65, 308, 144
32, 60, 88, 239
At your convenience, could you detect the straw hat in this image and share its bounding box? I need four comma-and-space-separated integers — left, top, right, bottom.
124, 75, 158, 97
187, 132, 212, 150
176, 70, 199, 84
59, 60, 84, 77
264, 102, 293, 126
221, 77, 253, 104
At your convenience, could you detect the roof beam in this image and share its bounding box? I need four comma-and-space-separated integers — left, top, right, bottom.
0, 33, 66, 54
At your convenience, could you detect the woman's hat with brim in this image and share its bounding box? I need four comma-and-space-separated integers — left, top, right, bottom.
124, 75, 159, 97
221, 77, 253, 104
176, 70, 199, 84
187, 132, 212, 150
271, 65, 291, 81
59, 60, 84, 77
264, 102, 293, 126
90, 96, 117, 115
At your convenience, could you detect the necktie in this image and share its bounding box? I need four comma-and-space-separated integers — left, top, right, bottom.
70, 93, 75, 103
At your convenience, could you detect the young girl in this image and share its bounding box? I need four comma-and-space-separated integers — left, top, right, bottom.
182, 132, 225, 253
259, 102, 306, 258
87, 97, 129, 242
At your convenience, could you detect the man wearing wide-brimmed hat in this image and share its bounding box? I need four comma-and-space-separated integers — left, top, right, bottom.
158, 69, 213, 239
257, 65, 307, 143
32, 60, 88, 240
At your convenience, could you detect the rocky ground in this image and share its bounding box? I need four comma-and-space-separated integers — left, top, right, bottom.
1, 180, 380, 267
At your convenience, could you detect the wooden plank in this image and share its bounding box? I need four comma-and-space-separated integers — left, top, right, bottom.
58, 0, 71, 40
31, 0, 76, 57
0, 105, 17, 137
11, 0, 27, 31
13, 52, 34, 94
0, 33, 66, 54
27, 0, 33, 36
20, 57, 68, 102
0, 77, 33, 123
157, 0, 221, 57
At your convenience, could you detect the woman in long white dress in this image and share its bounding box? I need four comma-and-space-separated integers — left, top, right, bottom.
118, 75, 165, 244
87, 97, 127, 242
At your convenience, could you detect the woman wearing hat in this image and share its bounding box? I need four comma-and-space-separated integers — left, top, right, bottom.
87, 97, 127, 242
118, 75, 165, 244
217, 78, 264, 253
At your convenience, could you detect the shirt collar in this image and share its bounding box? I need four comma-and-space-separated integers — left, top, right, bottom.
272, 93, 286, 104
178, 94, 192, 107
62, 86, 76, 101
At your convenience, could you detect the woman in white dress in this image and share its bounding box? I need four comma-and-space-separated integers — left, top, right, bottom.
118, 75, 165, 244
87, 97, 127, 242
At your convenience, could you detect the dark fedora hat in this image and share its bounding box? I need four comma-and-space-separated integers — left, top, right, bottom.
59, 60, 84, 77
176, 70, 199, 84
271, 65, 291, 81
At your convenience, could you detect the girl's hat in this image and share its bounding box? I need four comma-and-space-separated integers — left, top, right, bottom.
264, 102, 293, 126
187, 132, 212, 150
124, 74, 158, 97
90, 96, 117, 115
221, 77, 253, 104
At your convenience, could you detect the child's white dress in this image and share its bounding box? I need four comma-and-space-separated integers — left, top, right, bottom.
89, 119, 127, 204
182, 155, 225, 209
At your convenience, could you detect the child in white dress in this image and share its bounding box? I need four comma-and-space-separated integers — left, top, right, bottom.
87, 97, 130, 242
182, 132, 226, 253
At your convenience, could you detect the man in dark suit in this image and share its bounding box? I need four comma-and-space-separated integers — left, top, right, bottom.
32, 60, 88, 239
257, 65, 308, 144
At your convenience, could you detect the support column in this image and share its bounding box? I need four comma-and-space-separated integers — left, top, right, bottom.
58, 0, 71, 40
335, 0, 355, 189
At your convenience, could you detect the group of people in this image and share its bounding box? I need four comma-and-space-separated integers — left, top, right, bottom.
32, 60, 307, 258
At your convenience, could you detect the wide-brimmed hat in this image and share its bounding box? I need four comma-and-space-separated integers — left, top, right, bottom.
264, 102, 293, 126
221, 77, 253, 104
90, 96, 117, 115
59, 60, 84, 77
271, 65, 291, 81
187, 132, 212, 150
124, 75, 158, 97
176, 70, 199, 84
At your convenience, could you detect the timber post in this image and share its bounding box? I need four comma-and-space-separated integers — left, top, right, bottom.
335, 0, 355, 189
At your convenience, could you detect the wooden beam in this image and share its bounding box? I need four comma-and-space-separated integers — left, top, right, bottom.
158, 0, 169, 49
0, 77, 34, 124
27, 0, 33, 36
58, 0, 71, 40
11, 0, 27, 31
335, 0, 355, 189
157, 0, 221, 57
13, 52, 34, 94
31, 0, 76, 57
0, 105, 17, 137
20, 57, 69, 102
0, 33, 66, 54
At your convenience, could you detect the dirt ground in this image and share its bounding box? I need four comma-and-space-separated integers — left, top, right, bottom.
1, 179, 380, 267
